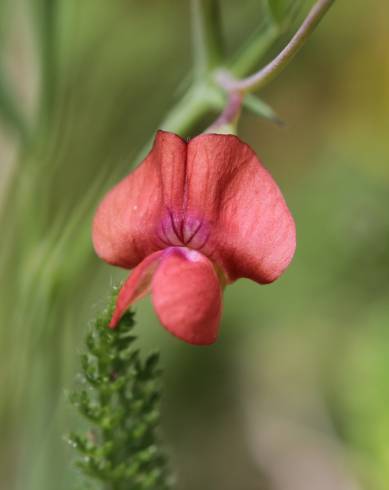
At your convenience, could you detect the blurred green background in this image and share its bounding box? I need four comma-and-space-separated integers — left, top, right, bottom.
1, 1, 388, 489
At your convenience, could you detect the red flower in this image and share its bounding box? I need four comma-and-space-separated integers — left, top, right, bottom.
93, 131, 296, 345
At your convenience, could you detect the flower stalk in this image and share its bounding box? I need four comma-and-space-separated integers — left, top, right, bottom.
216, 0, 335, 94
211, 0, 336, 130
206, 91, 243, 134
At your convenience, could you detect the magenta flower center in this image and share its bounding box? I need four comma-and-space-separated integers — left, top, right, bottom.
157, 210, 210, 251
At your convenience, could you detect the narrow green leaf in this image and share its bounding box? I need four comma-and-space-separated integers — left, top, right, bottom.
243, 93, 284, 125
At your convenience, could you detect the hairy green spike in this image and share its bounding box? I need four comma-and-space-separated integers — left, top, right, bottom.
68, 289, 172, 490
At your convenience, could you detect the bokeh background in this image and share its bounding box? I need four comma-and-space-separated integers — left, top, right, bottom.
1, 1, 388, 489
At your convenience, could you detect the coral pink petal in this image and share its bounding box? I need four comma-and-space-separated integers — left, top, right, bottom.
186, 133, 296, 284
151, 249, 222, 345
110, 251, 163, 327
92, 131, 187, 269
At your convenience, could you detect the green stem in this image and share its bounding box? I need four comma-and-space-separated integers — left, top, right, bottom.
191, 0, 223, 79
219, 0, 335, 93
125, 86, 211, 168
160, 85, 214, 134
229, 1, 305, 77
125, 1, 225, 158
229, 22, 280, 78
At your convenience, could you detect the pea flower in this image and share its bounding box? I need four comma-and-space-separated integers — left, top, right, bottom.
92, 131, 295, 345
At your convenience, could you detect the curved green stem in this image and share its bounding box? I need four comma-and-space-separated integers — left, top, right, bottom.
230, 0, 304, 77
230, 22, 280, 78
217, 0, 336, 94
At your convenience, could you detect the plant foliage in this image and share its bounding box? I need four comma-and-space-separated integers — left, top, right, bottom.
68, 290, 172, 490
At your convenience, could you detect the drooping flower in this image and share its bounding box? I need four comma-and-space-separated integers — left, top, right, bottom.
92, 130, 296, 345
